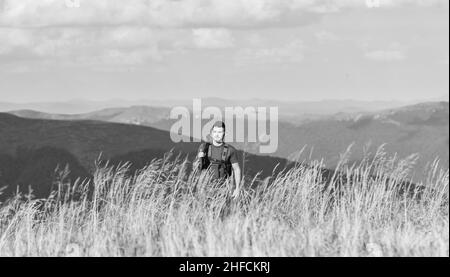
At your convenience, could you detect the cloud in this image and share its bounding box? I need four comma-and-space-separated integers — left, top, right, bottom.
0, 0, 316, 69
361, 40, 408, 62
0, 0, 446, 70
0, 0, 315, 29
1, 0, 446, 29
306, 0, 448, 12
0, 26, 166, 68
0, 28, 31, 54
364, 50, 406, 62
235, 38, 305, 66
192, 28, 234, 49
315, 30, 340, 42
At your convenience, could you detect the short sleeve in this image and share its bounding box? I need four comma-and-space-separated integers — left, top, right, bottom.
228, 147, 238, 164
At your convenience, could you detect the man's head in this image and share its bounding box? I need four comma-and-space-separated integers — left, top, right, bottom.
210, 121, 225, 143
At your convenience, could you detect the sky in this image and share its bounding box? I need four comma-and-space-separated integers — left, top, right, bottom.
0, 0, 448, 103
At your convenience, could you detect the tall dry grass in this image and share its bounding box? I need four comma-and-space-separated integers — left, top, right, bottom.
0, 145, 448, 257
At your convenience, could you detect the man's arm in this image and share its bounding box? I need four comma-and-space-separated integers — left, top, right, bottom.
231, 162, 241, 199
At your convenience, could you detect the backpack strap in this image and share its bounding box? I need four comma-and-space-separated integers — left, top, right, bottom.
207, 142, 212, 160
198, 142, 211, 171
221, 144, 229, 162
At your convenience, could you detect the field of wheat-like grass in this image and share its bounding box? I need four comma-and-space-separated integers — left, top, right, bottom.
0, 146, 448, 257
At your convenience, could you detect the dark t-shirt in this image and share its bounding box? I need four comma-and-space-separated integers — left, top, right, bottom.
199, 142, 238, 179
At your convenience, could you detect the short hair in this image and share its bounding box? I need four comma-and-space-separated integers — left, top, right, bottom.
210, 121, 226, 131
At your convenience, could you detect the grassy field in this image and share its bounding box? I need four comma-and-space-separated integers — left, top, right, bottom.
0, 146, 448, 257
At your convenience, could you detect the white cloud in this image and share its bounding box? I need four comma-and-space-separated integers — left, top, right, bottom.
364, 50, 406, 61
315, 30, 340, 42
362, 41, 408, 62
1, 0, 446, 28
308, 0, 448, 11
235, 38, 305, 66
0, 63, 31, 73
0, 0, 446, 70
192, 28, 234, 49
0, 28, 31, 54
0, 26, 166, 67
0, 0, 313, 28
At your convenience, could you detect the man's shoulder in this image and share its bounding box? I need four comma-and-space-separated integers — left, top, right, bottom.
200, 141, 211, 147
200, 142, 237, 152
224, 143, 237, 152
224, 144, 239, 164
198, 142, 210, 151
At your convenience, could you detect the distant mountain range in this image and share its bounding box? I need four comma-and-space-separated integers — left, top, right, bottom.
7, 101, 449, 183
3, 96, 446, 117
271, 101, 449, 179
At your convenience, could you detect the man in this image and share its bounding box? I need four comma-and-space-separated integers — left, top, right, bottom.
197, 121, 241, 200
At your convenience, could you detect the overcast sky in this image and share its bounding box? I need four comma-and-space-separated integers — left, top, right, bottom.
0, 0, 448, 103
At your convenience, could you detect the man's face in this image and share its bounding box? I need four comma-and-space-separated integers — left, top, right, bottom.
211, 126, 225, 143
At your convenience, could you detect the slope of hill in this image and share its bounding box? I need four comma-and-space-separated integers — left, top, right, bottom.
274, 102, 449, 179
0, 113, 296, 200
6, 101, 449, 182
8, 106, 171, 124
0, 147, 91, 199
0, 113, 193, 167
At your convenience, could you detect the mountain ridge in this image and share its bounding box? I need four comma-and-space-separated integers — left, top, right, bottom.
0, 113, 297, 200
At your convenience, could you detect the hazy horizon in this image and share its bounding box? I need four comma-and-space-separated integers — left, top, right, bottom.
0, 94, 448, 105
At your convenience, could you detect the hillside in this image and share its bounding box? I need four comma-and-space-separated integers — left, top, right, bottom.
0, 113, 296, 200
268, 102, 449, 181
8, 106, 171, 125
9, 101, 448, 180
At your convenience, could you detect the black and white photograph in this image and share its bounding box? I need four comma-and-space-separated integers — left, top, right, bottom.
0, 0, 448, 261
